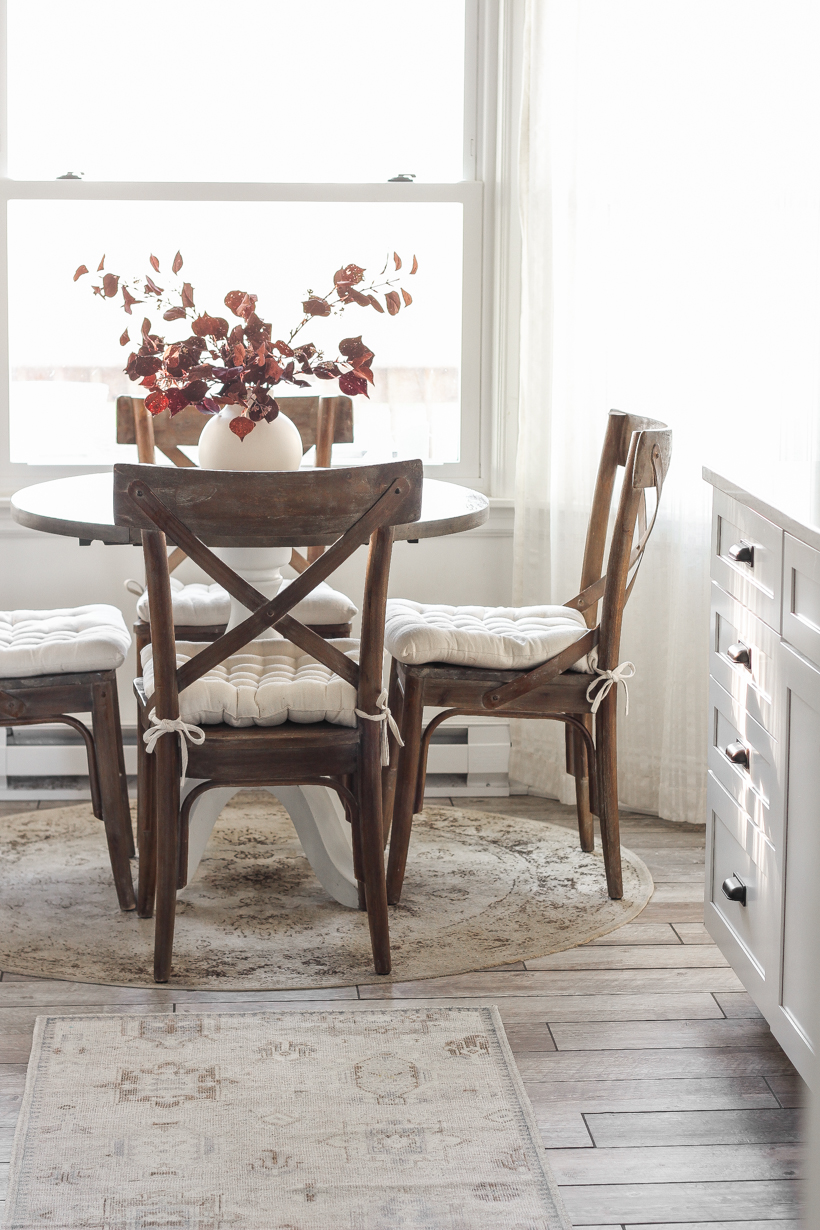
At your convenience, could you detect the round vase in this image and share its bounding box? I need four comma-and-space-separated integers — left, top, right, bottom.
197, 405, 303, 472
197, 406, 304, 637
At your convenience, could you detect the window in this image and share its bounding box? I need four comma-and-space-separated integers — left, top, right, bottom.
0, 0, 493, 486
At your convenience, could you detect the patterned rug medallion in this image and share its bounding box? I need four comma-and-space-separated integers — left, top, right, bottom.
0, 795, 652, 989
4, 1007, 571, 1229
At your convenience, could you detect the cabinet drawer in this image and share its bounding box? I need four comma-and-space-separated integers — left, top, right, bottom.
710, 582, 780, 737
782, 533, 820, 668
708, 676, 780, 841
707, 772, 774, 979
711, 490, 783, 632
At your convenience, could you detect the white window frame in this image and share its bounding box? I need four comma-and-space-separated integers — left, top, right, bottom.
0, 0, 521, 498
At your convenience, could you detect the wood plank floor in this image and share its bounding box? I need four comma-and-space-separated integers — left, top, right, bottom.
0, 793, 805, 1226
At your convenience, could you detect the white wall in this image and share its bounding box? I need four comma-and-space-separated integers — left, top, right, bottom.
0, 499, 514, 725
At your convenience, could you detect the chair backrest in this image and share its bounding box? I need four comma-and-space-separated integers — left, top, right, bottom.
576, 410, 672, 669
116, 394, 354, 467
113, 460, 423, 722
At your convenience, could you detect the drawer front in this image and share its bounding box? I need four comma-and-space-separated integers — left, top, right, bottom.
708, 676, 780, 842
711, 490, 783, 632
710, 581, 780, 737
707, 772, 775, 978
782, 533, 820, 668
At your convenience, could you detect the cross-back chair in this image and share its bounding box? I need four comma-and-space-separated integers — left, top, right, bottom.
382, 411, 672, 905
117, 394, 356, 657
113, 459, 423, 982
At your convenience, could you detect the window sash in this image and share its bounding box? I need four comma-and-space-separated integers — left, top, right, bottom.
0, 0, 501, 495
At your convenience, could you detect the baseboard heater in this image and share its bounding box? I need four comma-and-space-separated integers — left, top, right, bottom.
0, 714, 512, 800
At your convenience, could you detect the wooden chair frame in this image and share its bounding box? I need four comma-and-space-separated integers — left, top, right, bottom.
119, 394, 356, 659
113, 459, 423, 982
382, 411, 672, 906
0, 671, 135, 911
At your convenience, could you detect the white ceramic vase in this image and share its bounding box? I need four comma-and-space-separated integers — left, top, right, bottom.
197, 404, 303, 472
197, 406, 304, 637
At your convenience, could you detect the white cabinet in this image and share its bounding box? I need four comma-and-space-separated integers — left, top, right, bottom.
705, 471, 820, 1087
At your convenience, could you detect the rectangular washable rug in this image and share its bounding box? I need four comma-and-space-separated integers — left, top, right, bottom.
4, 1007, 571, 1230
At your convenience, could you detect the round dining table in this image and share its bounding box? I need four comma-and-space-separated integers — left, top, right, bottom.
11, 471, 489, 908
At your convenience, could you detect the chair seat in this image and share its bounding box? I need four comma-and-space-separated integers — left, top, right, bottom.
136, 578, 358, 628
141, 639, 359, 727
0, 605, 131, 678
384, 600, 595, 671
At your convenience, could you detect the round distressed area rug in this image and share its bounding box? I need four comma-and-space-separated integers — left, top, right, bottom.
0, 794, 652, 989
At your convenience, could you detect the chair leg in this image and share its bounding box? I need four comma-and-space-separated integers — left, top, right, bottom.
90, 678, 135, 912
595, 690, 623, 899
566, 720, 595, 852
136, 704, 157, 918
358, 725, 391, 974
153, 734, 181, 983
385, 672, 425, 905
110, 678, 135, 858
380, 657, 403, 848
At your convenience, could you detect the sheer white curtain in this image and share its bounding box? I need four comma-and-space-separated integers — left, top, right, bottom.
511, 0, 820, 823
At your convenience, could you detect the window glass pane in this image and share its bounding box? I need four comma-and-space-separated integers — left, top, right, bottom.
8, 1, 465, 183
8, 199, 462, 466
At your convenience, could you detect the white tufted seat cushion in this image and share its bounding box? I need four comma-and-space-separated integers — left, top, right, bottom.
0, 605, 132, 679
141, 639, 359, 727
136, 578, 357, 628
383, 600, 595, 672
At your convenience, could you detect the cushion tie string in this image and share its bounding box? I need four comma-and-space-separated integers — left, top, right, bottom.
586, 661, 636, 716
355, 687, 404, 767
143, 708, 205, 785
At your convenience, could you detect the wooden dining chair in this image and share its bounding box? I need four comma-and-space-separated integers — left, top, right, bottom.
117, 394, 357, 657
381, 411, 672, 905
0, 606, 135, 911
113, 459, 423, 982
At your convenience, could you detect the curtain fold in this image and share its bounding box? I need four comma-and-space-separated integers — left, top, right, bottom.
512, 0, 820, 822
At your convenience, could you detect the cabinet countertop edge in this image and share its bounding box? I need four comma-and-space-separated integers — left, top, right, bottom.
703, 466, 820, 554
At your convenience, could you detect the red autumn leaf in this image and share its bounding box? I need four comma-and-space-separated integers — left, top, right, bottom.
172, 251, 183, 273
191, 313, 228, 339
73, 264, 89, 281
181, 282, 195, 309
367, 294, 384, 313
229, 415, 255, 441
144, 276, 163, 296
119, 328, 129, 347
333, 263, 365, 288
344, 288, 371, 307
102, 272, 119, 298
92, 284, 104, 296
163, 306, 187, 321
384, 290, 401, 316
149, 254, 160, 273
133, 354, 161, 376
122, 286, 140, 315
263, 400, 280, 422
165, 388, 189, 416
273, 339, 294, 357
265, 356, 283, 381
338, 336, 373, 362
141, 317, 152, 337
140, 374, 157, 388
339, 372, 369, 398
314, 361, 342, 380
97, 255, 105, 271
410, 254, 418, 274
401, 288, 413, 307
144, 390, 169, 416
352, 362, 374, 385
393, 252, 402, 270
293, 342, 317, 360
224, 289, 257, 318
303, 296, 331, 317
182, 379, 208, 403
233, 343, 246, 365
196, 397, 220, 415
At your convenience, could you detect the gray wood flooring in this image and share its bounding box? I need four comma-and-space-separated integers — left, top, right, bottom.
0, 793, 804, 1226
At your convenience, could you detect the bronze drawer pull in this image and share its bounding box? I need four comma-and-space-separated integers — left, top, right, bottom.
724, 740, 749, 768
722, 874, 747, 906
727, 540, 755, 566
726, 641, 751, 668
